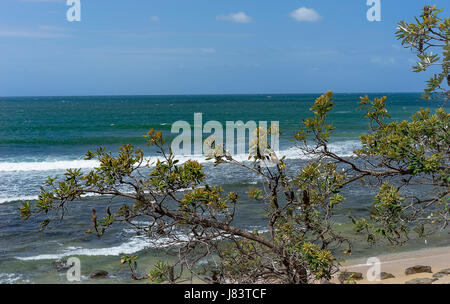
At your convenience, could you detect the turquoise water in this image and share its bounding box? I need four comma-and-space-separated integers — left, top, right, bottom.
0, 93, 440, 160
0, 93, 448, 283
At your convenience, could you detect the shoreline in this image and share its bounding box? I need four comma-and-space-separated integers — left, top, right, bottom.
333, 245, 450, 284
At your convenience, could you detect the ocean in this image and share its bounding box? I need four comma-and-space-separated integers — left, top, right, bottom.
0, 93, 448, 283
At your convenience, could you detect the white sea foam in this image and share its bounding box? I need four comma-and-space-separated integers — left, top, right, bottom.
16, 234, 189, 261
0, 140, 360, 173
0, 273, 29, 284
16, 237, 151, 261
0, 195, 38, 204
0, 159, 99, 172
0, 186, 198, 205
0, 193, 102, 205
0, 141, 360, 204
16, 227, 269, 261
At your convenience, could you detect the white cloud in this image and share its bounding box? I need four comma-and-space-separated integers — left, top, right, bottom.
370, 56, 396, 65
290, 7, 321, 22
201, 48, 216, 54
149, 16, 159, 22
391, 44, 404, 51
0, 25, 73, 38
83, 47, 216, 56
18, 0, 64, 2
216, 12, 252, 23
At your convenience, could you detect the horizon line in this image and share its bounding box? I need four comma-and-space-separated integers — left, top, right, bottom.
0, 91, 424, 99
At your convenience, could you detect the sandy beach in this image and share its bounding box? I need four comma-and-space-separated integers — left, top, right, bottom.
333, 246, 450, 284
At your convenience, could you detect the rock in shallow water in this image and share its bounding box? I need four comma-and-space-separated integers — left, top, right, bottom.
432, 268, 450, 279
51, 259, 71, 272
380, 272, 395, 280
405, 278, 437, 284
405, 265, 432, 275
90, 270, 109, 279
437, 268, 450, 274
338, 272, 363, 283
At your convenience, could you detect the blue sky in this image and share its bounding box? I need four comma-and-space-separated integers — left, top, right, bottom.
0, 0, 448, 96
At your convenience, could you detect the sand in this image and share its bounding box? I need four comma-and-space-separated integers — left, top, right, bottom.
333, 246, 450, 284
